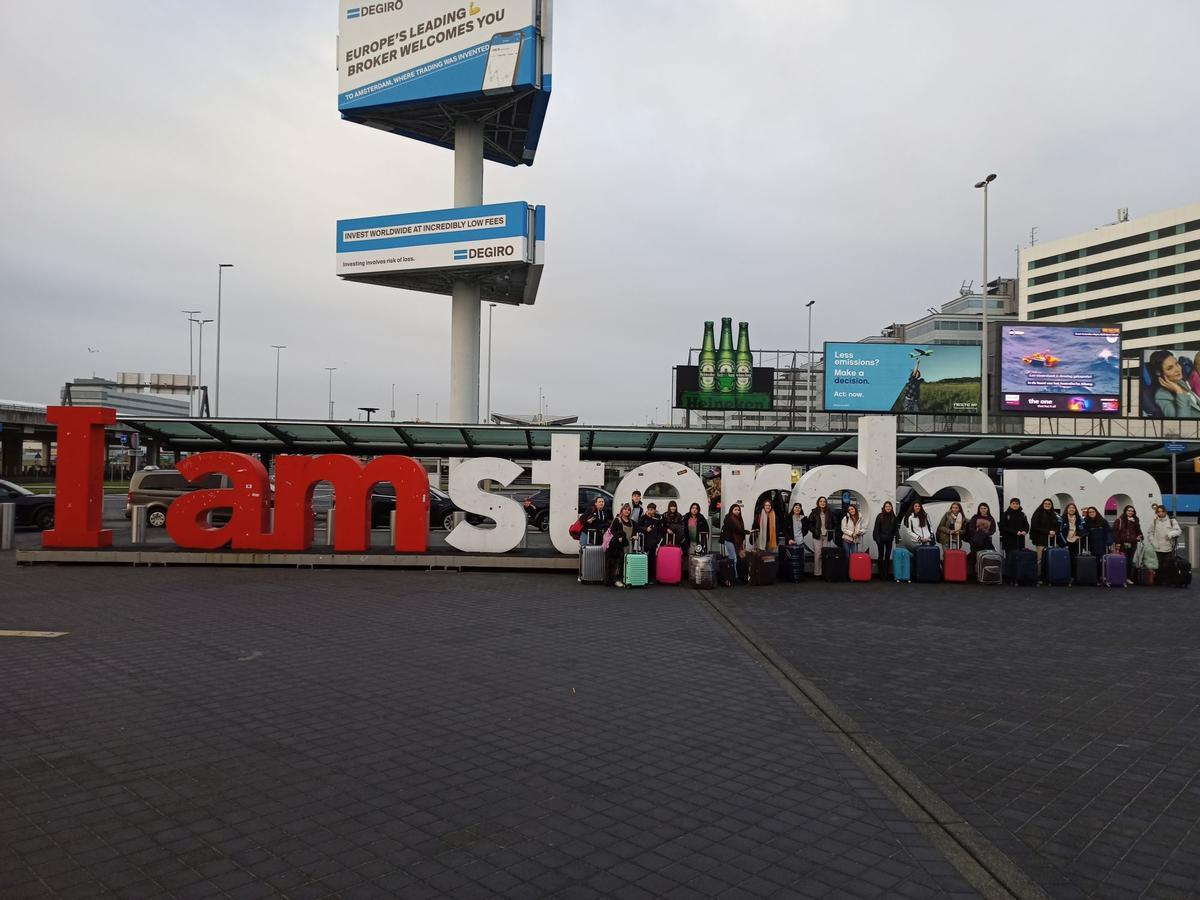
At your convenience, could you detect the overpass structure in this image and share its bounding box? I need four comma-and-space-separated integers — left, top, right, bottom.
0, 401, 56, 478
115, 416, 1198, 476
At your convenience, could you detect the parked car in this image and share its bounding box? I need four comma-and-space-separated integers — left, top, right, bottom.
126, 469, 229, 527
369, 484, 486, 531
0, 479, 56, 530
522, 486, 614, 532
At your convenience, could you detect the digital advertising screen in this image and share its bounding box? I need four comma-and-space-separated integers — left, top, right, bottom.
823, 343, 981, 414
675, 366, 775, 411
1140, 347, 1200, 419
999, 323, 1122, 415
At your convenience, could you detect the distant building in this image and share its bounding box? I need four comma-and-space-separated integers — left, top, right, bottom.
61, 377, 189, 417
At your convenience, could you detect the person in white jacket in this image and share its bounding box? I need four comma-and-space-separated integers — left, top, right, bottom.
1146, 506, 1182, 566
904, 501, 934, 546
840, 503, 866, 556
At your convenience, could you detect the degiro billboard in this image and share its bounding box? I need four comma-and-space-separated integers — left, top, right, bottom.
337, 0, 553, 164
44, 408, 1161, 560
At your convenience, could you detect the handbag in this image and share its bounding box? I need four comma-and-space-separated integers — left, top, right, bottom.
569, 519, 584, 540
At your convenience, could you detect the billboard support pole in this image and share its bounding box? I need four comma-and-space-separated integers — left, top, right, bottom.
450, 119, 484, 424
1172, 452, 1178, 517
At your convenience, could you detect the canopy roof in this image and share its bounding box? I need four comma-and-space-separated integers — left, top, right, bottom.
118, 418, 1197, 473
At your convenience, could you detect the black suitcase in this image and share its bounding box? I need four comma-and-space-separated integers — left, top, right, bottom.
1007, 549, 1038, 585
717, 556, 737, 587
747, 549, 778, 586
822, 546, 847, 582
1074, 551, 1099, 586
1160, 553, 1193, 588
778, 544, 805, 583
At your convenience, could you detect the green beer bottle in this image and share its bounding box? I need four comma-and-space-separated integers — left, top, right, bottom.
735, 322, 753, 394
716, 318, 735, 394
698, 321, 717, 392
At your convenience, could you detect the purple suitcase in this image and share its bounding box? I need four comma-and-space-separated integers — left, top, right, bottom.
1102, 553, 1127, 587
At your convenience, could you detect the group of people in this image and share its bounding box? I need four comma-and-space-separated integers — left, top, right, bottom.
577, 490, 1184, 588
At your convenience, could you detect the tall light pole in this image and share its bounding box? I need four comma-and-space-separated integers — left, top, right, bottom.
485, 303, 497, 424
271, 345, 286, 418
805, 300, 816, 431
416, 392, 421, 421
182, 310, 200, 415
325, 367, 337, 420
214, 263, 234, 416
390, 383, 396, 420
974, 173, 996, 433
195, 318, 213, 412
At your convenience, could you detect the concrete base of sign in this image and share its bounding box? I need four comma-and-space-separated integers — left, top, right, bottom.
15, 548, 577, 572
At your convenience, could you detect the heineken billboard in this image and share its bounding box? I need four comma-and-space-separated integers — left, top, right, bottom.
675, 319, 775, 411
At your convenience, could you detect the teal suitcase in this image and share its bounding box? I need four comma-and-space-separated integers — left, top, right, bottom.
624, 535, 649, 588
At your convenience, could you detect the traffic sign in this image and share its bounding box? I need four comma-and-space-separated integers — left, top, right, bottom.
118, 433, 128, 445
1164, 441, 1187, 454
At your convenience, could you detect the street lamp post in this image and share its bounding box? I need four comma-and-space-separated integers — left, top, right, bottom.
182, 310, 200, 415
195, 318, 213, 411
390, 383, 396, 420
271, 345, 286, 418
214, 263, 234, 416
805, 300, 816, 431
486, 303, 497, 425
974, 173, 996, 433
325, 367, 337, 420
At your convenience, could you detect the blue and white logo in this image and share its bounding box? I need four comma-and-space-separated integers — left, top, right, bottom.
453, 249, 469, 260
346, 7, 360, 19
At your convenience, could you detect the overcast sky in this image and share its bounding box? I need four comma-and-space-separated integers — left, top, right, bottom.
3, 1, 1199, 425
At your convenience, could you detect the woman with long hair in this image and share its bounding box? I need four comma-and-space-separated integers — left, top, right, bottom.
1112, 505, 1141, 586
968, 502, 997, 553
806, 496, 836, 577
904, 500, 933, 545
1029, 498, 1059, 567
779, 501, 807, 546
721, 502, 751, 582
936, 501, 966, 552
1059, 502, 1084, 561
1148, 349, 1200, 418
872, 500, 898, 579
683, 501, 709, 556
576, 495, 611, 549
840, 502, 865, 558
754, 498, 779, 552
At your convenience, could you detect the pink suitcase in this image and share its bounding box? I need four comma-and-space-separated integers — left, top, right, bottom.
656, 544, 683, 584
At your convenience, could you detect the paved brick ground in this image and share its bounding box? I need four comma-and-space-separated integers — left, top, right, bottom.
720, 580, 1200, 900
0, 567, 975, 899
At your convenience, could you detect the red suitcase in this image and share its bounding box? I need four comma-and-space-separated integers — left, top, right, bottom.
943, 536, 968, 583
656, 532, 683, 585
849, 542, 872, 582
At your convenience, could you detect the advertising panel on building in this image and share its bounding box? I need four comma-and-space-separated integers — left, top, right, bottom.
337, 0, 553, 164
675, 319, 774, 410
1140, 347, 1200, 419
999, 323, 1122, 415
336, 201, 545, 304
823, 343, 981, 414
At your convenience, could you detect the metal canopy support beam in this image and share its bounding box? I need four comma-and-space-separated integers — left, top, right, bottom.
191, 422, 236, 447
759, 434, 788, 459
645, 431, 661, 454
326, 425, 358, 450
259, 423, 297, 450
524, 430, 535, 456
460, 429, 476, 452
391, 427, 418, 452
1047, 442, 1094, 465
700, 434, 724, 457
934, 438, 982, 461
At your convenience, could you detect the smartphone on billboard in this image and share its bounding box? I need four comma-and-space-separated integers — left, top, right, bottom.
482, 31, 523, 92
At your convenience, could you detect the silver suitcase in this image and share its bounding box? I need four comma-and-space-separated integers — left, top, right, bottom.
579, 530, 607, 584
688, 552, 716, 589
975, 550, 1003, 585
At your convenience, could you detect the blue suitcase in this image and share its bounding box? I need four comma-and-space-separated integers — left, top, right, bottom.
914, 544, 941, 583
1044, 546, 1072, 586
1008, 549, 1038, 585
892, 546, 912, 583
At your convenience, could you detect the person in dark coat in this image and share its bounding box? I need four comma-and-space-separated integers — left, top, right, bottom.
721, 502, 751, 582
637, 502, 664, 582
1059, 502, 1085, 561
872, 501, 898, 579
1029, 498, 1060, 568
779, 502, 807, 545
1082, 506, 1112, 555
806, 496, 840, 577
967, 503, 997, 552
606, 504, 636, 586
662, 500, 685, 547
683, 502, 710, 556
999, 498, 1029, 553
1112, 505, 1142, 586
577, 496, 612, 548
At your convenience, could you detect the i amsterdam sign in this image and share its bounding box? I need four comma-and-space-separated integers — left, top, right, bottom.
42, 407, 1163, 557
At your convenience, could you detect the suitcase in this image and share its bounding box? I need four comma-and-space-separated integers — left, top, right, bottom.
624, 535, 649, 588
778, 543, 806, 583
578, 530, 606, 584
1102, 553, 1127, 587
656, 532, 683, 585
848, 543, 872, 582
943, 537, 968, 584
717, 555, 737, 587
1044, 536, 1072, 586
1008, 549, 1038, 586
688, 552, 716, 589
822, 546, 848, 582
747, 549, 778, 586
892, 546, 912, 583
1160, 550, 1192, 588
976, 550, 1003, 585
914, 544, 941, 583
1073, 550, 1098, 587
